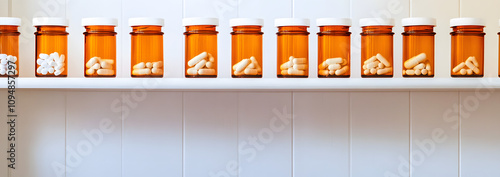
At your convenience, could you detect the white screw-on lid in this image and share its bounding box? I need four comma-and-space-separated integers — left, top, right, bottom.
402, 17, 436, 26
275, 18, 310, 27
230, 18, 264, 27
316, 18, 352, 27
33, 17, 69, 27
0, 17, 21, 26
450, 18, 485, 27
182, 17, 219, 26
82, 18, 118, 26
359, 18, 395, 27
129, 18, 164, 27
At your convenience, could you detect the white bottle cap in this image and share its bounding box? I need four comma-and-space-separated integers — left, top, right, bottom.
275, 18, 310, 27
316, 18, 352, 27
230, 18, 264, 27
82, 18, 118, 26
359, 18, 395, 27
450, 18, 485, 27
402, 17, 436, 27
182, 17, 219, 26
0, 17, 21, 26
129, 18, 164, 27
33, 17, 69, 27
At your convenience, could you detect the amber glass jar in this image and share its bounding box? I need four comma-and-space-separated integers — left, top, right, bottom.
183, 18, 218, 78
82, 18, 117, 77
402, 17, 436, 77
317, 18, 351, 78
450, 18, 485, 77
33, 17, 69, 77
129, 18, 164, 78
230, 18, 263, 78
360, 18, 394, 77
275, 18, 310, 78
0, 17, 21, 77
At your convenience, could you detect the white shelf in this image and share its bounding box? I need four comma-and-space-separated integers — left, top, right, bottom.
1, 78, 500, 90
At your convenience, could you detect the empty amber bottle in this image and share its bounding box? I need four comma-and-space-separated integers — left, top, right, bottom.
450, 18, 485, 77
183, 18, 218, 78
317, 18, 351, 78
360, 18, 394, 77
82, 18, 118, 77
33, 17, 69, 77
129, 18, 164, 78
402, 17, 436, 77
0, 17, 21, 77
276, 18, 310, 78
230, 18, 264, 78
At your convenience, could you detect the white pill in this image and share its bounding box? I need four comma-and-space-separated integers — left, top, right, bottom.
100, 60, 113, 69
244, 68, 258, 75
208, 53, 215, 62
452, 62, 465, 73
247, 63, 256, 69
289, 56, 295, 61
39, 53, 49, 60
421, 69, 428, 75
466, 56, 479, 67
0, 69, 5, 75
233, 70, 244, 76
86, 68, 95, 75
378, 63, 385, 69
319, 61, 328, 70
54, 70, 62, 76
36, 67, 42, 74
426, 63, 431, 70
152, 68, 163, 75
325, 58, 343, 65
59, 54, 65, 63
188, 52, 207, 67
206, 61, 214, 69
234, 59, 250, 73
364, 56, 377, 64
460, 69, 467, 75
132, 68, 152, 75
467, 69, 473, 75
288, 68, 305, 75
366, 61, 380, 69
465, 60, 480, 74
294, 64, 308, 70
405, 69, 415, 75
363, 64, 367, 70
194, 59, 207, 70
55, 64, 64, 70
363, 69, 370, 75
413, 63, 425, 70
8, 56, 17, 62
146, 62, 153, 68
280, 61, 293, 70
281, 70, 288, 76
198, 69, 216, 75
319, 70, 329, 76
0, 64, 4, 70
41, 61, 49, 68
327, 63, 340, 71
329, 70, 335, 75
36, 59, 44, 65
250, 56, 262, 72
41, 68, 48, 75
335, 66, 349, 76
92, 63, 101, 70
153, 61, 163, 68
133, 62, 145, 69
50, 60, 57, 67
293, 58, 307, 64
100, 59, 114, 65
415, 69, 421, 76
370, 68, 377, 74
376, 53, 391, 67
97, 69, 115, 76
377, 67, 392, 75
86, 57, 99, 68
186, 68, 198, 75
404, 53, 426, 69
0, 58, 7, 65
48, 68, 54, 74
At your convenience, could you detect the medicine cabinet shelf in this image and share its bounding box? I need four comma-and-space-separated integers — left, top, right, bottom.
0, 78, 499, 90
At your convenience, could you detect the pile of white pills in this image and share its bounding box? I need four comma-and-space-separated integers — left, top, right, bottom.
362, 53, 392, 75
280, 56, 308, 76
232, 56, 261, 76
452, 56, 480, 76
186, 51, 216, 76
318, 57, 349, 76
85, 57, 115, 76
132, 61, 163, 76
36, 52, 65, 76
0, 54, 17, 75
403, 53, 432, 76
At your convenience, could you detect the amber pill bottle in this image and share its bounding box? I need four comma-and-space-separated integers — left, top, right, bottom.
183, 17, 219, 78
450, 18, 485, 77
317, 18, 351, 78
230, 18, 264, 78
402, 17, 436, 77
82, 18, 118, 77
33, 17, 69, 77
0, 17, 21, 77
360, 18, 395, 77
275, 18, 310, 78
129, 18, 164, 78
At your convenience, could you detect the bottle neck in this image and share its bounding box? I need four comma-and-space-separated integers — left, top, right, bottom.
84, 26, 117, 35
35, 26, 68, 35
277, 26, 310, 35
185, 25, 218, 34
318, 26, 351, 36
452, 26, 484, 33
231, 26, 263, 35
0, 26, 20, 35
402, 26, 435, 35
361, 26, 394, 35
131, 26, 164, 35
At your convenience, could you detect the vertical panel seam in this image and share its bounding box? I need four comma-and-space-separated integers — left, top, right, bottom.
236, 92, 240, 177
409, 92, 412, 177
65, 91, 68, 177
182, 92, 185, 177
348, 92, 352, 177
458, 92, 461, 177
291, 91, 295, 177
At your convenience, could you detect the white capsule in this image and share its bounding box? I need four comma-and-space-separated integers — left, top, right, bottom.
289, 56, 295, 61
86, 57, 99, 68
50, 60, 57, 67
413, 63, 425, 70
247, 63, 256, 69
100, 59, 114, 65
133, 62, 145, 69
198, 69, 216, 75
319, 70, 329, 76
51, 52, 60, 62
370, 68, 377, 74
364, 69, 370, 75
97, 69, 115, 76
54, 69, 63, 76
146, 62, 153, 68
280, 70, 288, 76
329, 70, 335, 75
206, 61, 214, 69
244, 68, 258, 75
415, 69, 421, 76
59, 54, 65, 63
208, 53, 215, 62
404, 53, 426, 69
280, 61, 293, 70
288, 68, 305, 76
8, 56, 17, 62
234, 59, 250, 73
376, 53, 391, 67
194, 59, 207, 70
0, 58, 7, 65
152, 68, 163, 75
363, 65, 367, 70
188, 52, 207, 67
41, 68, 48, 75
465, 59, 480, 74
153, 61, 163, 68
250, 56, 262, 72
36, 58, 45, 65
293, 58, 307, 64
426, 63, 431, 70
460, 69, 467, 75
377, 67, 392, 75
0, 64, 4, 70
421, 69, 428, 75
319, 61, 328, 70
55, 64, 64, 70
325, 58, 343, 65
366, 61, 380, 69
378, 63, 385, 69
452, 62, 465, 73
48, 68, 54, 74
100, 60, 113, 69
132, 68, 152, 76
186, 68, 198, 75
294, 64, 308, 70
92, 63, 101, 70
41, 61, 49, 68
39, 53, 49, 60
0, 69, 5, 75
36, 67, 43, 74
467, 69, 473, 75
326, 64, 340, 71
86, 68, 95, 75
405, 69, 415, 76
364, 56, 377, 64
335, 66, 349, 76
466, 56, 479, 67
